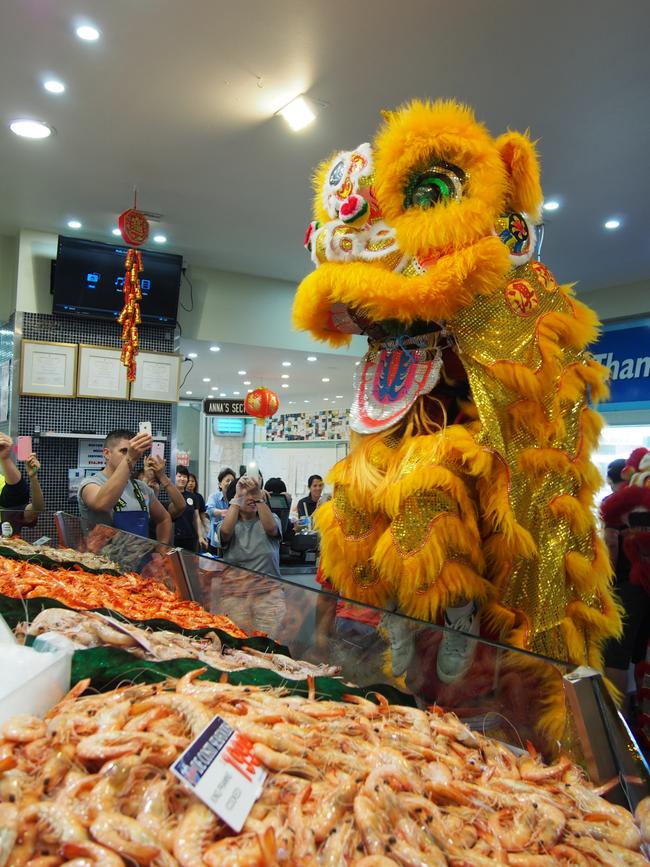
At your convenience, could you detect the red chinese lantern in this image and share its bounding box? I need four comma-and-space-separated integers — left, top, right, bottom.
116, 197, 149, 382
244, 387, 279, 426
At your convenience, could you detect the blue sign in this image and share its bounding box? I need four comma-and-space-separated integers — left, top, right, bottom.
591, 318, 650, 410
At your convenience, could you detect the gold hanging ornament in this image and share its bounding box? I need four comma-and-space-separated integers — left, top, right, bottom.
116, 194, 149, 381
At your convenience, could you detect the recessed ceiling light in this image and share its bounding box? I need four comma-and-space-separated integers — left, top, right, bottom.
282, 361, 292, 367
243, 380, 251, 385
67, 220, 82, 229
112, 227, 121, 236
355, 361, 361, 366
335, 395, 343, 398
604, 219, 621, 230
187, 352, 198, 359
323, 397, 329, 401
288, 401, 295, 405
281, 384, 289, 389
209, 345, 220, 352
307, 356, 317, 362
211, 386, 219, 390
247, 389, 253, 393
43, 79, 65, 94
202, 377, 211, 382
233, 391, 240, 395
304, 400, 310, 404
76, 24, 100, 41
542, 200, 560, 212
219, 392, 227, 397
153, 234, 167, 244
238, 370, 247, 375
185, 391, 192, 395
321, 377, 330, 382
9, 119, 54, 139
281, 374, 289, 379
277, 95, 316, 132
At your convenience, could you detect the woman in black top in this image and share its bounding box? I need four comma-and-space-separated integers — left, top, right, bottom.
292, 474, 324, 521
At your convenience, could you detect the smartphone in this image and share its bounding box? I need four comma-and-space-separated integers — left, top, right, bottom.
246, 461, 260, 483
16, 436, 32, 461
138, 421, 152, 436
151, 441, 165, 460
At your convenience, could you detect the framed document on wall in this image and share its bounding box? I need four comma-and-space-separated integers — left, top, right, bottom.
20, 340, 77, 397
129, 352, 181, 403
77, 345, 128, 400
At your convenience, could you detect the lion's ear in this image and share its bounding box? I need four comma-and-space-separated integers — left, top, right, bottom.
496, 131, 543, 221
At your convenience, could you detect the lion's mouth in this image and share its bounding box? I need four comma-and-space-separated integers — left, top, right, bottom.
348, 315, 473, 435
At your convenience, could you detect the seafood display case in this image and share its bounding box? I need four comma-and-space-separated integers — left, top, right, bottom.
2, 510, 649, 813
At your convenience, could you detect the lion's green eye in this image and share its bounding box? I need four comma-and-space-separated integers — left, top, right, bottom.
404, 162, 465, 210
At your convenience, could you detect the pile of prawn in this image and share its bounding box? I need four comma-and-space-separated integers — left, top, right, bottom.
1, 670, 649, 866
0, 555, 245, 637
0, 537, 120, 574
16, 608, 339, 681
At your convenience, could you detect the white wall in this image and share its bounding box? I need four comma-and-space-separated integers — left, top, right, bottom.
581, 280, 650, 323
12, 230, 364, 356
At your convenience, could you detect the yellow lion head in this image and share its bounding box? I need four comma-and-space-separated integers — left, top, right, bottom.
294, 99, 543, 345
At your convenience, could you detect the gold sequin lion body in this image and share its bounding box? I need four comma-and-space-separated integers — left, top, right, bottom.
293, 100, 621, 680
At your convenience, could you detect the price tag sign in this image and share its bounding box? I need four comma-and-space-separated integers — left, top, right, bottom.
171, 716, 267, 832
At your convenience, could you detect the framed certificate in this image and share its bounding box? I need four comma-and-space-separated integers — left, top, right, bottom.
77, 345, 128, 400
130, 351, 181, 403
20, 340, 77, 397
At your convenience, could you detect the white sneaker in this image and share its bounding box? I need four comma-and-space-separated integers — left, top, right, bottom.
436, 601, 480, 684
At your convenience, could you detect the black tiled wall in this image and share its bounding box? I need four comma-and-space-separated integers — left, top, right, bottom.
18, 313, 176, 519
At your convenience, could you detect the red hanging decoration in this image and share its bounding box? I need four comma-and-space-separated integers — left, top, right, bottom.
118, 208, 149, 247
116, 193, 149, 381
244, 387, 280, 426
117, 248, 143, 382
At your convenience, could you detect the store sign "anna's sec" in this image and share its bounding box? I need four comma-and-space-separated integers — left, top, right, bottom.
203, 398, 247, 416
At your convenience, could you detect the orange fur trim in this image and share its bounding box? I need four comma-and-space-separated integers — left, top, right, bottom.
495, 131, 543, 222
549, 494, 594, 537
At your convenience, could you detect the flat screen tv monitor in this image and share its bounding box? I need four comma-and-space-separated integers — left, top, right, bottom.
52, 236, 182, 325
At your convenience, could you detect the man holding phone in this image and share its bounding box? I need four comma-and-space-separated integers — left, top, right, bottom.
78, 428, 172, 544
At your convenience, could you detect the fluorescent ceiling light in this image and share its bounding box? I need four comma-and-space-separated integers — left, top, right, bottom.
321, 377, 330, 382
202, 377, 211, 382
281, 374, 289, 379
282, 361, 291, 367
153, 234, 167, 244
209, 345, 220, 352
9, 119, 53, 139
220, 392, 226, 397
243, 380, 251, 385
185, 391, 192, 395
277, 95, 316, 132
233, 391, 240, 395
67, 220, 82, 229
307, 356, 317, 362
604, 219, 620, 230
238, 370, 247, 375
281, 384, 289, 388
76, 24, 100, 41
187, 352, 198, 359
44, 79, 65, 94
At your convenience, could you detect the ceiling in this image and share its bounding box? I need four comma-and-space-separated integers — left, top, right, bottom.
1, 0, 649, 297
177, 338, 360, 411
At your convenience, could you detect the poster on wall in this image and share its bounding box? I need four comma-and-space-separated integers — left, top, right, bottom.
266, 408, 350, 442
78, 439, 105, 469
20, 340, 77, 397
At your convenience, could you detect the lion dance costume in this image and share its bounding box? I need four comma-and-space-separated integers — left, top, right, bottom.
293, 101, 622, 737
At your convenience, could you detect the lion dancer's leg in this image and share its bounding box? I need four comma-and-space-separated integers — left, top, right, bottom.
373, 424, 503, 683
314, 430, 393, 610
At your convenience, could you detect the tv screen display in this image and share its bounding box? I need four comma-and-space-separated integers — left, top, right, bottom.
52, 236, 182, 325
